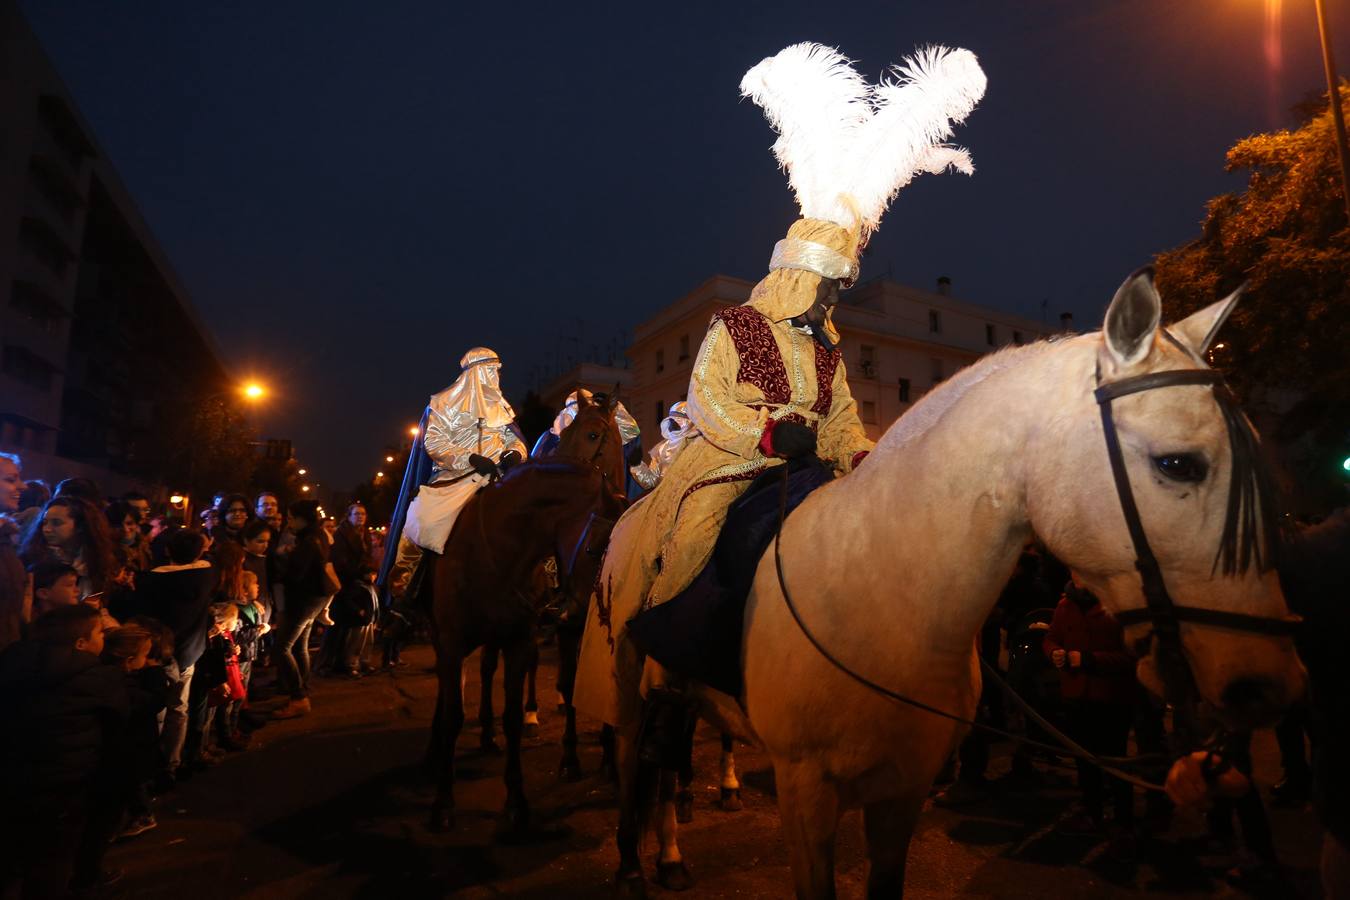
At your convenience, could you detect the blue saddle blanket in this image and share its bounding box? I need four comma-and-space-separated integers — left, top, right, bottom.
626, 458, 832, 697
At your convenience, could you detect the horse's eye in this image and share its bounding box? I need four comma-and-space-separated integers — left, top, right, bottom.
1153, 453, 1208, 484
588, 432, 600, 440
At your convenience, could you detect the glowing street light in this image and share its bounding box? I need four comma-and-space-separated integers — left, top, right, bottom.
385, 455, 395, 463
169, 494, 186, 506
242, 382, 266, 401
298, 468, 307, 476
376, 471, 385, 479
409, 425, 420, 438
301, 485, 311, 493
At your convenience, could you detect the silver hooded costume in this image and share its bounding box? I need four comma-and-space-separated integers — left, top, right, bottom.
400, 347, 526, 557
630, 401, 696, 491
423, 347, 527, 484
550, 389, 641, 445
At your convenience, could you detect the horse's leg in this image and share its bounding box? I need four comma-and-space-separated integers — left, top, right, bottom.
675, 720, 695, 824
496, 636, 531, 839
862, 792, 924, 898
556, 627, 583, 781
478, 644, 501, 754
654, 768, 694, 890
523, 638, 540, 737
775, 759, 842, 900
614, 726, 652, 898
718, 732, 743, 812
429, 649, 465, 831
600, 723, 618, 783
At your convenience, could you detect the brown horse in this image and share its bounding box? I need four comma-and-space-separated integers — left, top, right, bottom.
425, 392, 626, 836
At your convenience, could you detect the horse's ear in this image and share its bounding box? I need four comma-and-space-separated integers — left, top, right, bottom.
608, 382, 621, 410
1102, 267, 1161, 371
1170, 283, 1244, 358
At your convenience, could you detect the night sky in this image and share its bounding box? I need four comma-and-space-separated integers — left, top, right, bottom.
20, 1, 1348, 489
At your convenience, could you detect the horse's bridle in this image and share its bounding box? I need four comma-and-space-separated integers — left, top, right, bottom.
1093, 367, 1301, 720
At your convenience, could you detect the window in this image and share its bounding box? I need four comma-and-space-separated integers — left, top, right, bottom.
928, 310, 941, 334
930, 357, 944, 384
655, 400, 665, 432
1013, 330, 1023, 345
898, 377, 911, 403
861, 400, 877, 424
655, 348, 665, 373
985, 323, 995, 346
678, 334, 690, 361
2, 345, 57, 391
859, 344, 876, 377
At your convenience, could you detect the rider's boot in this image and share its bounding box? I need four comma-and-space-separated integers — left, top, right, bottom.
637, 688, 691, 770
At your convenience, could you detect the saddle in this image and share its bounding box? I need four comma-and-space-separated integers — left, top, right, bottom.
626, 456, 832, 696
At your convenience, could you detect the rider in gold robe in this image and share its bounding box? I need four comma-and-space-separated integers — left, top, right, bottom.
636, 217, 874, 612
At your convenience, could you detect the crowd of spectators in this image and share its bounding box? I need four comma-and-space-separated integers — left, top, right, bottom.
0, 451, 388, 897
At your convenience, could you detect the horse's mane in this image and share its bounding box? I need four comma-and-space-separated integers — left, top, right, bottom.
877, 338, 1059, 452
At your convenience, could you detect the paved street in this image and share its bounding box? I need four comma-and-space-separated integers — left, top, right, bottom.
102, 641, 1323, 899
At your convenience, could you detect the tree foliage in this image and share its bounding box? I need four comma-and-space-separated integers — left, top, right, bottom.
167, 397, 258, 502
1154, 87, 1350, 506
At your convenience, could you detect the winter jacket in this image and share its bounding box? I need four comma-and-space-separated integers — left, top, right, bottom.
1043, 587, 1135, 705
329, 522, 371, 587
0, 641, 128, 797
114, 665, 170, 784
134, 561, 216, 670
283, 529, 329, 605
0, 517, 26, 653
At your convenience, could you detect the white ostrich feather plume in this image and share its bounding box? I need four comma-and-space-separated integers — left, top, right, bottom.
740, 43, 987, 239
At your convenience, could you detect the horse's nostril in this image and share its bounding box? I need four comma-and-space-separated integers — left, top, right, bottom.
1221, 677, 1282, 715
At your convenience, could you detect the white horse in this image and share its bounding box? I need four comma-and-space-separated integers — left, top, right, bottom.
578, 270, 1306, 898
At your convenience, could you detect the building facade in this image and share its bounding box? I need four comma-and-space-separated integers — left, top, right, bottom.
1, 1, 228, 491
626, 274, 1056, 452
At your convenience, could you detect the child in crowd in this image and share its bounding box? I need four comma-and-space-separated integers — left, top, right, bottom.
102, 624, 170, 839
219, 571, 267, 748
188, 603, 244, 765
30, 560, 79, 617
0, 605, 128, 897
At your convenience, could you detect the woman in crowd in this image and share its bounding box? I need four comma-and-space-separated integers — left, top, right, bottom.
20, 496, 117, 601
0, 452, 27, 653
105, 500, 150, 577
272, 500, 335, 720
211, 494, 252, 547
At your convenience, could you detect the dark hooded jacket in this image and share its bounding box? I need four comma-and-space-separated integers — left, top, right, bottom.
0, 641, 128, 798
134, 561, 216, 669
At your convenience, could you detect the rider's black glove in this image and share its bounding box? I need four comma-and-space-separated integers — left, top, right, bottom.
769, 421, 817, 459
468, 453, 498, 477
498, 449, 522, 472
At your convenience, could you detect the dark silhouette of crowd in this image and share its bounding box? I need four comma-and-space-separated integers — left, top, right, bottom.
0, 452, 386, 898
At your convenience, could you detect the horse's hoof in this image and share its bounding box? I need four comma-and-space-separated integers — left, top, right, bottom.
427, 807, 454, 832
655, 860, 694, 892
479, 737, 502, 755
719, 787, 743, 812
675, 788, 694, 823
494, 803, 531, 843
558, 757, 583, 782
613, 869, 647, 899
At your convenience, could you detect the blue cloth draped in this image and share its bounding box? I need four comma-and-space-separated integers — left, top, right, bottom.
626, 457, 833, 696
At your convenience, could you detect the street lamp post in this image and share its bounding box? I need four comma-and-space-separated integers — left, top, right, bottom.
1314, 0, 1350, 220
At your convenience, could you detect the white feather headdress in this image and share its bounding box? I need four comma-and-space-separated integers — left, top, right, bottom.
740, 43, 986, 240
